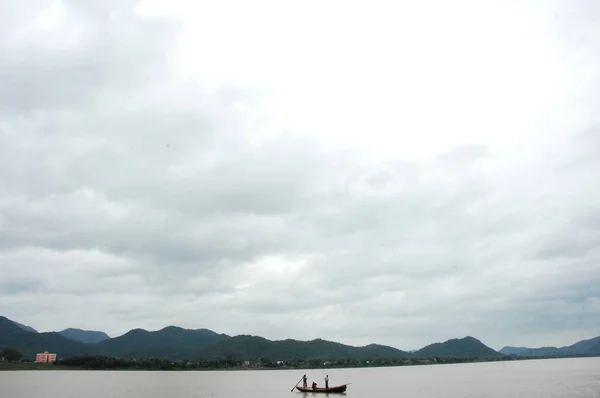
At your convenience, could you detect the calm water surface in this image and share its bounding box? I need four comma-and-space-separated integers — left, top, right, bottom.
2, 357, 600, 398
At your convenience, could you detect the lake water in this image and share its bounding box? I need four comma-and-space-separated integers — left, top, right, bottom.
2, 357, 600, 398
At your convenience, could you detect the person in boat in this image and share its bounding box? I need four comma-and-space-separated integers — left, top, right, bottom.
325, 375, 329, 389
312, 381, 317, 389
302, 374, 307, 388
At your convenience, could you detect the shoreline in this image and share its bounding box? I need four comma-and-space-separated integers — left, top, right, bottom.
2, 355, 596, 371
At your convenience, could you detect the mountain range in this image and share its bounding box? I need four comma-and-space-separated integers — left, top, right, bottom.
500, 336, 600, 357
2, 316, 598, 361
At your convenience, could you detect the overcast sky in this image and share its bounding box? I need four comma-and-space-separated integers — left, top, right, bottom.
1, 0, 599, 352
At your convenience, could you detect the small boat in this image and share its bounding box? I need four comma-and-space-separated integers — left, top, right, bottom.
296, 384, 348, 393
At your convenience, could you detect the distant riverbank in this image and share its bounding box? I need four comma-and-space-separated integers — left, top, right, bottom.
0, 362, 79, 371
3, 354, 593, 371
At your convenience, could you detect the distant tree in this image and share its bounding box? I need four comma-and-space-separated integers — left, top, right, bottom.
1, 347, 22, 362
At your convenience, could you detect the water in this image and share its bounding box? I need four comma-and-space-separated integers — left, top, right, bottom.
2, 357, 599, 398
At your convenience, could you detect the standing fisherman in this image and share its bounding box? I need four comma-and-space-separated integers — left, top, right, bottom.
325, 375, 329, 389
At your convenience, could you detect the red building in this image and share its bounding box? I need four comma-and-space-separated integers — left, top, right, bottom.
35, 352, 57, 363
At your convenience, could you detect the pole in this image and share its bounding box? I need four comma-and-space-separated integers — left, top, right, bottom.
291, 375, 304, 392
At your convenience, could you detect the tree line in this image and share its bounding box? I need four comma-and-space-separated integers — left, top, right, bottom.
0, 347, 22, 362
5, 345, 584, 371
53, 354, 518, 370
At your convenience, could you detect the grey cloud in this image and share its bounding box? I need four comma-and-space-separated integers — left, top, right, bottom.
532, 209, 600, 259
0, 0, 177, 113
1, 0, 600, 352
0, 278, 43, 296
534, 234, 598, 260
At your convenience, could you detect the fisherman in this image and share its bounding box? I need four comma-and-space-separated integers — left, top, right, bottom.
325, 375, 329, 389
302, 374, 307, 388
312, 381, 317, 389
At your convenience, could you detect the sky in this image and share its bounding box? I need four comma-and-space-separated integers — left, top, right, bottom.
0, 0, 599, 352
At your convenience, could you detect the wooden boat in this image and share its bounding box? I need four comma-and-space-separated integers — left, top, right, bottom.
296, 384, 348, 393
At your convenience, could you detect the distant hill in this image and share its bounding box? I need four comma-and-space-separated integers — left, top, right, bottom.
201, 335, 409, 360
3, 315, 599, 362
0, 316, 28, 336
559, 336, 600, 355
0, 316, 97, 360
589, 340, 600, 355
59, 328, 110, 344
12, 321, 38, 334
498, 346, 528, 355
1, 316, 408, 361
499, 346, 561, 356
94, 326, 230, 359
500, 336, 600, 357
415, 336, 504, 358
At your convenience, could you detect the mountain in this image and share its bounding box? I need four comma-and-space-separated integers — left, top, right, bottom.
498, 346, 528, 355
59, 328, 110, 344
0, 316, 28, 336
559, 336, 600, 355
12, 321, 38, 334
1, 316, 408, 361
499, 346, 561, 357
415, 336, 504, 358
94, 326, 230, 359
3, 314, 599, 362
515, 347, 560, 357
589, 340, 600, 355
200, 335, 410, 360
0, 316, 97, 360
500, 336, 600, 357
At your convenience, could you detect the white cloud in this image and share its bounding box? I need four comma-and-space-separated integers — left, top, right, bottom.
1, 0, 599, 351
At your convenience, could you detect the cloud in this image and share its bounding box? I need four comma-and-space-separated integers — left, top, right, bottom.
1, 0, 599, 352
0, 0, 177, 114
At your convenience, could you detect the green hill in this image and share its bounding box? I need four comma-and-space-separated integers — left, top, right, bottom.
1, 316, 408, 361
94, 326, 230, 359
415, 336, 503, 358
560, 336, 600, 355
5, 315, 597, 363
12, 321, 38, 334
589, 340, 600, 355
0, 316, 97, 360
59, 328, 110, 344
500, 336, 600, 357
201, 335, 409, 360
498, 346, 529, 355
0, 316, 27, 336
500, 346, 561, 357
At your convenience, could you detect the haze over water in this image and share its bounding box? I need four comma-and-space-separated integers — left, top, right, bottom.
3, 358, 599, 398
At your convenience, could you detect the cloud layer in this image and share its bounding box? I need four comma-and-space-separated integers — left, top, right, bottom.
1, 0, 599, 351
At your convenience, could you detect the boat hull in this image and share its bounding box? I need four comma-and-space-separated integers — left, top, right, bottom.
296, 384, 347, 393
